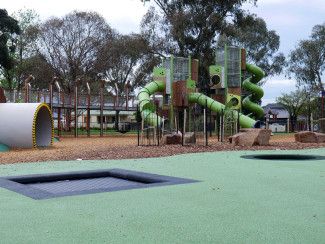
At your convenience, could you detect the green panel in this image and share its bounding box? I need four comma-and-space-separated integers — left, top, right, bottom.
153, 67, 166, 77
209, 65, 222, 76
186, 79, 196, 89
226, 93, 241, 110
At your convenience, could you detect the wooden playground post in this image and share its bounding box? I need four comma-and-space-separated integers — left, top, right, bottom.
86, 82, 91, 137
49, 77, 57, 112
24, 82, 29, 103
24, 75, 34, 103
61, 90, 65, 135
100, 80, 105, 137
55, 80, 62, 137
74, 79, 80, 138
37, 90, 41, 103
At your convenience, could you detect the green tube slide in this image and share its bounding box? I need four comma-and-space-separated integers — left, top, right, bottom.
137, 80, 165, 126
242, 64, 265, 119
138, 79, 259, 128
188, 93, 258, 128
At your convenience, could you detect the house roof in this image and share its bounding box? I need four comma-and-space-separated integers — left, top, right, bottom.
88, 111, 135, 116
263, 103, 289, 119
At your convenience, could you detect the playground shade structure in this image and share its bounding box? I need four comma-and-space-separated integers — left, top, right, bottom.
0, 103, 53, 148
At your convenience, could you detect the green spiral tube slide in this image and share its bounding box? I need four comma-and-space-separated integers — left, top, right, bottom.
137, 80, 165, 126
242, 64, 265, 119
188, 93, 258, 128
138, 79, 260, 128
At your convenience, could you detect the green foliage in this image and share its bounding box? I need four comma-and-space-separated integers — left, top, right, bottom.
11, 8, 40, 90
141, 0, 283, 90
0, 9, 20, 73
276, 89, 309, 132
97, 33, 159, 96
37, 11, 113, 92
287, 23, 325, 91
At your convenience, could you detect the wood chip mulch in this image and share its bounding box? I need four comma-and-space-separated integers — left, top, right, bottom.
0, 135, 324, 165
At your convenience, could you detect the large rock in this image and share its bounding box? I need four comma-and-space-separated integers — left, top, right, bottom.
295, 131, 325, 143
229, 129, 272, 146
315, 133, 325, 143
162, 132, 182, 145
184, 132, 196, 144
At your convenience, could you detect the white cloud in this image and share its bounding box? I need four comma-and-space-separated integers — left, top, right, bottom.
261, 98, 276, 106
264, 78, 296, 87
258, 0, 325, 9
3, 0, 150, 33
261, 78, 297, 105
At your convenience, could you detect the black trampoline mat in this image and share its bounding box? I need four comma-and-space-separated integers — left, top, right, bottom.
0, 169, 198, 200
241, 154, 325, 161
27, 177, 146, 194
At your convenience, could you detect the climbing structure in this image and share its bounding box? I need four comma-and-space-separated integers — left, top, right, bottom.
137, 47, 263, 136
209, 45, 265, 120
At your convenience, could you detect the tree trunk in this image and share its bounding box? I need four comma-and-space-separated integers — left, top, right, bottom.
290, 116, 297, 132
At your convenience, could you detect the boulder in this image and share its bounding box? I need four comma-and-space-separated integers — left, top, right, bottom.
295, 131, 325, 143
184, 132, 196, 144
229, 128, 272, 146
315, 133, 325, 143
162, 132, 182, 145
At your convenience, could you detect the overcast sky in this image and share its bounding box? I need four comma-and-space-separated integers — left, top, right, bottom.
2, 0, 324, 105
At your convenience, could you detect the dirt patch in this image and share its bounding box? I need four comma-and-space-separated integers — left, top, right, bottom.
0, 134, 324, 165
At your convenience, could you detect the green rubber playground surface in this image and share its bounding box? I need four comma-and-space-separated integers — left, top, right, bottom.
0, 148, 324, 243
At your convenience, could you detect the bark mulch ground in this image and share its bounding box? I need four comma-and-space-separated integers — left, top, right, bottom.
1, 134, 324, 165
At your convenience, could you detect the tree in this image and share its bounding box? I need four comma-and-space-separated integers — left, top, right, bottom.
0, 9, 20, 90
11, 8, 40, 90
276, 89, 309, 132
141, 0, 283, 90
287, 23, 325, 91
97, 33, 159, 100
20, 54, 56, 90
36, 11, 113, 92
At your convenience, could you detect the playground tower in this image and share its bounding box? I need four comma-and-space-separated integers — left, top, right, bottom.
137, 45, 264, 136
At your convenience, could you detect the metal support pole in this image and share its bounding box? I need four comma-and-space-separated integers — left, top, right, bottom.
217, 112, 220, 142
137, 105, 140, 146
221, 109, 224, 142
156, 104, 159, 146
182, 108, 186, 146
205, 98, 208, 146
237, 110, 240, 133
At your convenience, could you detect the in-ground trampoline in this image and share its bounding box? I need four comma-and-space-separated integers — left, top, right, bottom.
0, 168, 198, 200
241, 154, 325, 161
